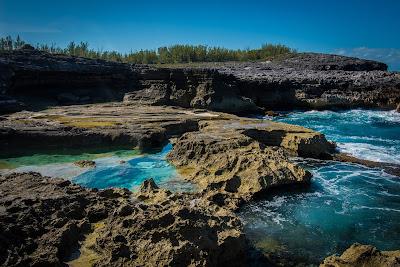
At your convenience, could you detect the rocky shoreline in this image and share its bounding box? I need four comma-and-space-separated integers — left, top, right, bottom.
1, 49, 400, 266
1, 49, 399, 115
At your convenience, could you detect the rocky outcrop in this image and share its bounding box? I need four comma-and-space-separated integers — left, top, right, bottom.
0, 172, 125, 266
321, 243, 400, 267
1, 50, 399, 114
0, 49, 137, 113
94, 179, 247, 267
124, 67, 261, 114
73, 159, 96, 168
167, 119, 334, 208
0, 103, 201, 156
214, 60, 400, 111
279, 52, 388, 71
0, 173, 248, 267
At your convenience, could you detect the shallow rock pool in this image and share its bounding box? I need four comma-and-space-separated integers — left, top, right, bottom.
0, 143, 194, 192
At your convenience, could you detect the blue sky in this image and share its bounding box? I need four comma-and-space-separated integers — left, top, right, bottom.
1, 0, 400, 69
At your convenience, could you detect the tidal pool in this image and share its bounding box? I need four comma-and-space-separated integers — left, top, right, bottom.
0, 143, 194, 192
240, 109, 400, 265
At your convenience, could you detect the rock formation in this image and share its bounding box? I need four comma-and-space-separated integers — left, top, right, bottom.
74, 159, 96, 168
0, 173, 248, 267
321, 243, 400, 267
167, 119, 334, 208
1, 50, 399, 114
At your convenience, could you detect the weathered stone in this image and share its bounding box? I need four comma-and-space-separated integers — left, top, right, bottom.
73, 159, 96, 168
321, 243, 400, 267
1, 50, 399, 114
0, 172, 248, 267
139, 177, 159, 192
166, 119, 333, 207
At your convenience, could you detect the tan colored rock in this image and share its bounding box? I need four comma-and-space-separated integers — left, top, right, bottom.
73, 159, 96, 168
166, 118, 331, 207
94, 180, 248, 267
396, 103, 400, 112
321, 243, 400, 267
1, 173, 248, 267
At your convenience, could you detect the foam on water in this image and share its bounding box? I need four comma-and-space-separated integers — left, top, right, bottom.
274, 109, 400, 164
240, 109, 400, 264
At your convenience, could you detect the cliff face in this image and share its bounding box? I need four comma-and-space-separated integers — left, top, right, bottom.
1, 49, 399, 114
124, 66, 260, 114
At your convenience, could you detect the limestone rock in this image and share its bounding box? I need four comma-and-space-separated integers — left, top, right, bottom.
73, 159, 96, 168
321, 243, 400, 267
0, 172, 249, 267
139, 178, 159, 192
166, 118, 332, 206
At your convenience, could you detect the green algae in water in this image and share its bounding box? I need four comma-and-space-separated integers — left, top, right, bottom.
0, 149, 140, 169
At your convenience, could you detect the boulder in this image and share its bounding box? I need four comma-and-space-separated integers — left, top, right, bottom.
321, 243, 400, 267
74, 160, 96, 168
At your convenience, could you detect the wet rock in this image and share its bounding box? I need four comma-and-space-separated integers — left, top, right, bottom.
265, 110, 280, 117
333, 153, 400, 177
321, 243, 400, 267
73, 159, 96, 168
397, 103, 400, 112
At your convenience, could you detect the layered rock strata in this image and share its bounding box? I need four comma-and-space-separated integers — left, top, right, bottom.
1, 50, 399, 114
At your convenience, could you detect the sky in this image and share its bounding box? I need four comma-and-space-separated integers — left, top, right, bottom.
1, 0, 400, 69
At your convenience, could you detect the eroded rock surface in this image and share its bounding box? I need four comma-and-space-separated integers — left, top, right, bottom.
0, 172, 126, 266
1, 50, 399, 114
167, 119, 334, 208
0, 173, 248, 267
0, 103, 202, 156
321, 243, 400, 267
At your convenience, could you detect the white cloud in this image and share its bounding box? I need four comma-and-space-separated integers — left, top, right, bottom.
333, 47, 400, 71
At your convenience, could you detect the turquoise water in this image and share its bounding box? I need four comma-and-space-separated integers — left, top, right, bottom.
72, 143, 192, 191
240, 110, 400, 264
0, 143, 193, 192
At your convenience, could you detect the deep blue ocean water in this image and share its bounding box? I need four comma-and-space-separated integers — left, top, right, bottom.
240, 110, 400, 264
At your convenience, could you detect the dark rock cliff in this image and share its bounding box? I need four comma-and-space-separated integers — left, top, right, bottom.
0, 50, 399, 114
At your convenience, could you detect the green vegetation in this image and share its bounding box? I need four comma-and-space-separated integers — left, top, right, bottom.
0, 35, 296, 64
